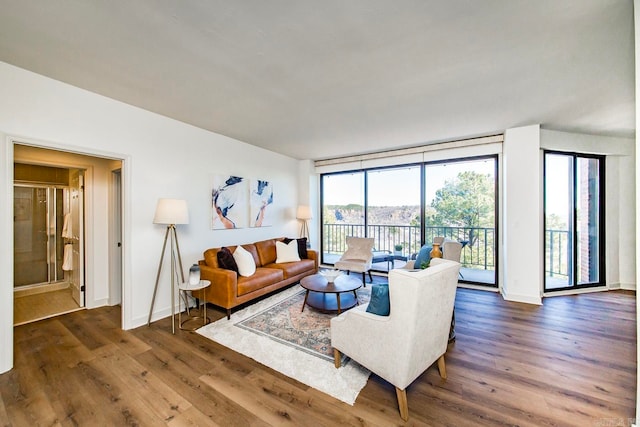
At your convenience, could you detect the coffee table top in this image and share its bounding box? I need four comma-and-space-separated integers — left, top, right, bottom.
300, 274, 362, 293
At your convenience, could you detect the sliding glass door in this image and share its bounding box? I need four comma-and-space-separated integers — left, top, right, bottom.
424, 157, 497, 286
321, 172, 364, 266
320, 155, 498, 286
544, 151, 604, 291
366, 166, 421, 270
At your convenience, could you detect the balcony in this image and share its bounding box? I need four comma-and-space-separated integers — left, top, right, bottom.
321, 223, 496, 285
322, 224, 571, 288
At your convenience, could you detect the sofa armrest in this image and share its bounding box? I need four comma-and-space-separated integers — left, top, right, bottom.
192, 264, 237, 308
306, 249, 319, 272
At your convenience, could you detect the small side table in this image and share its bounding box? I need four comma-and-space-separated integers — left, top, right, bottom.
178, 280, 211, 331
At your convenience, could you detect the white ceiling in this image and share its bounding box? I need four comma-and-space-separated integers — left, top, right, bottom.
0, 0, 634, 160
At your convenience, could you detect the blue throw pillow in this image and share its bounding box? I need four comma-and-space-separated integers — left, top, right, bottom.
366, 283, 390, 316
414, 245, 432, 269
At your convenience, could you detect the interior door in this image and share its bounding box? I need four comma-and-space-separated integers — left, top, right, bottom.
69, 169, 85, 307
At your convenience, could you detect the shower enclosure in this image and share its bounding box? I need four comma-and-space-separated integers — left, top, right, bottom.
14, 185, 68, 288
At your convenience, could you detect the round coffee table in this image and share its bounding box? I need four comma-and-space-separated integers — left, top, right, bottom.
300, 274, 362, 314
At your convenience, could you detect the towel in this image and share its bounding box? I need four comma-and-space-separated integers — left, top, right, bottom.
62, 213, 72, 238
62, 243, 73, 271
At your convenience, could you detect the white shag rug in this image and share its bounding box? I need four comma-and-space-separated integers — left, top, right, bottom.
197, 285, 370, 405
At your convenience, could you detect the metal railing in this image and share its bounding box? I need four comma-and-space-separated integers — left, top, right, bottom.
546, 229, 569, 278
323, 223, 570, 277
322, 223, 495, 270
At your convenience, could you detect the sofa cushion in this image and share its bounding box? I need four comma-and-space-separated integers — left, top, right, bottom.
366, 283, 390, 316
233, 245, 256, 277
203, 248, 221, 268
264, 258, 315, 279
255, 238, 279, 266
283, 237, 308, 259
217, 247, 238, 273
237, 268, 284, 296
276, 240, 301, 263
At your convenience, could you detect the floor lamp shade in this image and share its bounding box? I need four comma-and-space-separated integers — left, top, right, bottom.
296, 205, 312, 221
153, 198, 189, 225
296, 205, 311, 243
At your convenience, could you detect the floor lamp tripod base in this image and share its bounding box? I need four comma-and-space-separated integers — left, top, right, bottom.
148, 224, 185, 333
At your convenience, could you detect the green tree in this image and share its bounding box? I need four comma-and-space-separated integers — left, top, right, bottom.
428, 171, 494, 239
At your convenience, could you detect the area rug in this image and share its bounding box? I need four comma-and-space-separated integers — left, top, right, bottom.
197, 284, 372, 405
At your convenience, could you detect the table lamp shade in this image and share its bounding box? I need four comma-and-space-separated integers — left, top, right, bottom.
296, 205, 312, 220
153, 198, 189, 225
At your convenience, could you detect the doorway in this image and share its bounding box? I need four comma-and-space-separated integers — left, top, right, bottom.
13, 143, 123, 325
544, 151, 605, 291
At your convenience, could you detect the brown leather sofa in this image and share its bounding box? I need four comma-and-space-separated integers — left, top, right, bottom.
192, 237, 318, 319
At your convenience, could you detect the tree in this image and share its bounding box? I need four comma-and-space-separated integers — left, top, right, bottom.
428, 171, 494, 242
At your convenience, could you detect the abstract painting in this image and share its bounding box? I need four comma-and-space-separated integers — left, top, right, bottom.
211, 175, 248, 229
250, 179, 274, 227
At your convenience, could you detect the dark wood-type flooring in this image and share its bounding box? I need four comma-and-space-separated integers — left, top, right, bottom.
0, 287, 636, 426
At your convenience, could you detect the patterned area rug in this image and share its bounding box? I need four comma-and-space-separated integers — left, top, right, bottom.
237, 285, 371, 362
197, 283, 372, 404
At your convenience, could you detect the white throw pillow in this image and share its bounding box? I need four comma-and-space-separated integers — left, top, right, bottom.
233, 245, 256, 277
276, 240, 301, 263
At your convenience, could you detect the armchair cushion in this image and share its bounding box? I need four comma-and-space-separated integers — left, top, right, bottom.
366, 283, 390, 316
414, 245, 432, 269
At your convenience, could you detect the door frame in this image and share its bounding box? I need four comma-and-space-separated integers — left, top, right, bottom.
543, 150, 606, 292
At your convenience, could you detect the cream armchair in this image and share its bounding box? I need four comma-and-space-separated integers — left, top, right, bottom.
331, 258, 461, 421
334, 236, 375, 284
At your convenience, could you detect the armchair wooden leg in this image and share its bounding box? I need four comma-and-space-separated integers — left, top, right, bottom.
395, 387, 409, 421
334, 349, 342, 368
437, 354, 447, 379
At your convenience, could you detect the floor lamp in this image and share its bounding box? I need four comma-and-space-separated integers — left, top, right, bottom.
148, 198, 189, 333
296, 205, 312, 245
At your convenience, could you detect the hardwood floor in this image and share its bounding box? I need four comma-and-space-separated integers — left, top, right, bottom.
0, 288, 635, 426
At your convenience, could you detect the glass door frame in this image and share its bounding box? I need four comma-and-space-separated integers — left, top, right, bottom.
543, 150, 606, 292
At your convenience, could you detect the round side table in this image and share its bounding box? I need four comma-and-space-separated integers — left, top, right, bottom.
178, 280, 211, 331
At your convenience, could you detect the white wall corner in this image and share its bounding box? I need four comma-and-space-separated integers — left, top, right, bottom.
0, 135, 13, 373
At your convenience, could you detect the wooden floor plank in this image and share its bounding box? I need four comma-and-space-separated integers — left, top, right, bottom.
0, 288, 635, 426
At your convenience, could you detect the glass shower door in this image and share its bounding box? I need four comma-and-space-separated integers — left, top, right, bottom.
14, 185, 65, 287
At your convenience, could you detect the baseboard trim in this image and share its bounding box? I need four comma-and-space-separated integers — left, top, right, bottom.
501, 290, 542, 305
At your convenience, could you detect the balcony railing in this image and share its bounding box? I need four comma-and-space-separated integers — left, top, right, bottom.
546, 229, 569, 279
322, 223, 495, 270
323, 223, 570, 279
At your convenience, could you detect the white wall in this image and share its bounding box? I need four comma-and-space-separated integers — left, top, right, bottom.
0, 61, 301, 373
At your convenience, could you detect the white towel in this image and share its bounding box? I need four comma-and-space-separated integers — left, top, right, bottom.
62, 213, 72, 238
62, 243, 73, 271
